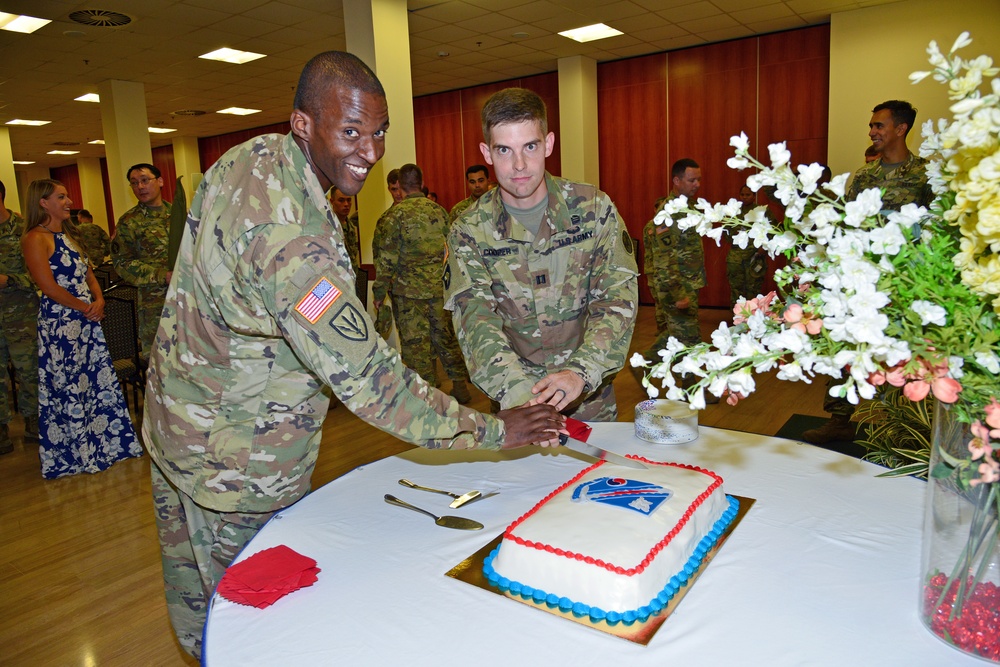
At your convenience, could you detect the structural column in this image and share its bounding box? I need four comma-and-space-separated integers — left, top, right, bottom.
558, 56, 600, 187
343, 0, 416, 264
76, 157, 109, 231
172, 135, 203, 199
98, 79, 152, 221
0, 128, 19, 212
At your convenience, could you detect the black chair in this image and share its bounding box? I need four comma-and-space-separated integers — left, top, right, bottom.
355, 268, 369, 309
100, 295, 144, 416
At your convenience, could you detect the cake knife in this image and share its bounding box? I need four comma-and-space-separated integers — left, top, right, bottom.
558, 433, 647, 469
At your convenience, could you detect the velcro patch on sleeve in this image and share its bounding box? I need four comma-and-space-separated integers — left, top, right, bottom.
295, 277, 342, 323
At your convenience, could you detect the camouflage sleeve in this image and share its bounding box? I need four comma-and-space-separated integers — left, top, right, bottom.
97, 227, 111, 264
112, 214, 160, 285
372, 209, 398, 303
263, 234, 504, 450
444, 223, 537, 408
563, 202, 638, 391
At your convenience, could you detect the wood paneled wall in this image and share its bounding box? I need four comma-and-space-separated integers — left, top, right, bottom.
413, 72, 561, 212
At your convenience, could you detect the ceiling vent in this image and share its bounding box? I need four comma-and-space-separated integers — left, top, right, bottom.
52, 141, 80, 146
172, 109, 207, 116
68, 10, 132, 28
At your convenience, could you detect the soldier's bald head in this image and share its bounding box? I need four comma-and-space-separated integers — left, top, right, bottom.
293, 52, 386, 117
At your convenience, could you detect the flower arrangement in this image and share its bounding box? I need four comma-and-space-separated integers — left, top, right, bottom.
629, 32, 1000, 658
631, 31, 999, 433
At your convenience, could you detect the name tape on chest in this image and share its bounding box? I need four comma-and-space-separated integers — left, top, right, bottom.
295, 277, 342, 324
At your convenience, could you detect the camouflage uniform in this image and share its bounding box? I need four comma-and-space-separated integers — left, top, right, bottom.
144, 133, 507, 659
821, 151, 933, 416
444, 173, 638, 421
847, 151, 933, 209
0, 211, 39, 426
449, 195, 476, 222
77, 222, 111, 267
372, 204, 398, 340
339, 211, 362, 275
643, 192, 705, 348
725, 203, 767, 306
112, 200, 172, 360
373, 192, 469, 387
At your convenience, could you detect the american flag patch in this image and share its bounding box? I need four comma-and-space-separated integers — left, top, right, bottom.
295, 277, 342, 323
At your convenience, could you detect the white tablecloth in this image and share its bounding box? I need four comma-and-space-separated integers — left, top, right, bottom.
204, 424, 974, 666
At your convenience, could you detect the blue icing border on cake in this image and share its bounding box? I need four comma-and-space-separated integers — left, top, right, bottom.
483, 494, 740, 624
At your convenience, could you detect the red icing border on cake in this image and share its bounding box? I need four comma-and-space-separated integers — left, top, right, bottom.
503, 457, 723, 577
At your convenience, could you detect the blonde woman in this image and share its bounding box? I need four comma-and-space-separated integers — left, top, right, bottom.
21, 179, 140, 478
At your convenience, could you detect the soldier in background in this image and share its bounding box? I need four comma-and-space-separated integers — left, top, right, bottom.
804, 99, 932, 444
449, 164, 490, 222
75, 209, 111, 267
143, 53, 563, 660
329, 187, 361, 275
0, 179, 39, 454
372, 168, 403, 340
445, 88, 638, 421
636, 158, 718, 402
726, 185, 768, 306
112, 163, 172, 360
373, 163, 472, 403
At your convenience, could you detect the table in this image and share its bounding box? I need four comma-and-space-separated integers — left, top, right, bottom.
204, 424, 974, 666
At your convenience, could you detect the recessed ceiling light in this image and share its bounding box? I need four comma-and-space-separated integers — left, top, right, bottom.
217, 107, 261, 116
558, 23, 623, 43
6, 119, 50, 126
512, 31, 530, 39
75, 93, 100, 103
0, 13, 51, 34
199, 47, 265, 65
148, 127, 176, 134
47, 150, 79, 155
88, 139, 105, 145
13, 160, 34, 165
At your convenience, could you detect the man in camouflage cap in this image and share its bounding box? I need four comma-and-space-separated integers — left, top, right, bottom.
75, 209, 111, 267
445, 87, 638, 421
373, 163, 472, 403
0, 179, 39, 453
112, 162, 172, 361
805, 99, 932, 444
143, 52, 563, 660
449, 164, 490, 222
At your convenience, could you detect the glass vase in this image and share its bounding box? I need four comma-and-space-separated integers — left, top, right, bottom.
921, 400, 1000, 661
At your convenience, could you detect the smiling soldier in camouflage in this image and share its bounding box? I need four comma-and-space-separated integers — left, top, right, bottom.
143, 53, 563, 661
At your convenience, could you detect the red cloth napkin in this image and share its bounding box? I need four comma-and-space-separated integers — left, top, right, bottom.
565, 417, 593, 442
217, 545, 320, 609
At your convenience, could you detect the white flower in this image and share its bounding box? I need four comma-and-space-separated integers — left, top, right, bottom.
975, 351, 1000, 374
868, 221, 906, 255
910, 300, 947, 326
768, 142, 791, 168
629, 352, 648, 368
728, 156, 750, 170
826, 173, 850, 198
730, 132, 750, 153
950, 31, 972, 54
844, 188, 883, 226
797, 163, 825, 195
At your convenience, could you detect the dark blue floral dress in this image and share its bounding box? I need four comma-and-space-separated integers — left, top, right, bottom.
37, 233, 142, 479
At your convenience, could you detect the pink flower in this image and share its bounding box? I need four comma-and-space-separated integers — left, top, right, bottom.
726, 392, 746, 407
978, 461, 1000, 484
885, 367, 908, 387
783, 303, 803, 323
805, 318, 823, 335
985, 398, 1000, 431
903, 380, 931, 402
970, 421, 993, 460
930, 376, 962, 403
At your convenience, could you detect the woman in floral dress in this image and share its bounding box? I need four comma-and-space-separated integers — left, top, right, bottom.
21, 179, 141, 479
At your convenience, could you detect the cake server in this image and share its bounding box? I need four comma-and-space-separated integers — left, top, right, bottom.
559, 433, 647, 469
398, 479, 482, 509
384, 494, 484, 530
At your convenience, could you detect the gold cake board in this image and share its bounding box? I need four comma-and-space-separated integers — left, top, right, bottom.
446, 495, 754, 645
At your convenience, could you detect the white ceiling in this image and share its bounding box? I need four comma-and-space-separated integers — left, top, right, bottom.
0, 0, 905, 169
